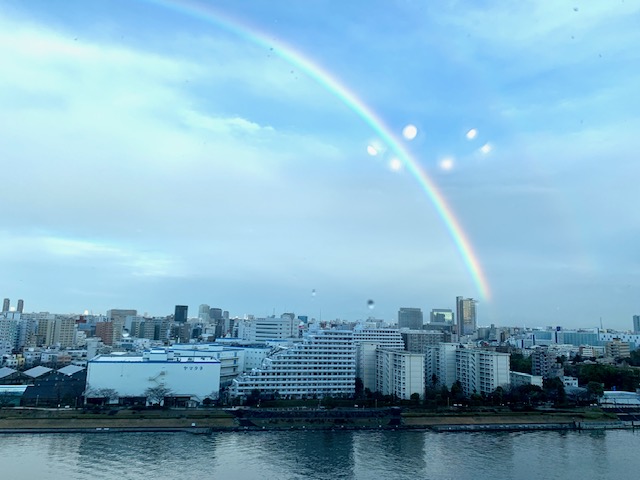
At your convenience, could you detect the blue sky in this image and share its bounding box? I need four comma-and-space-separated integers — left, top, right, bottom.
1, 0, 639, 329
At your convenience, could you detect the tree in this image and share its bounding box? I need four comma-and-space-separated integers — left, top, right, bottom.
85, 387, 119, 405
543, 377, 566, 404
510, 353, 532, 374
144, 385, 173, 406
355, 377, 364, 398
586, 381, 604, 398
245, 389, 261, 406
451, 381, 465, 403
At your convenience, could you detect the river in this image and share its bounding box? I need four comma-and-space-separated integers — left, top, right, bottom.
1, 429, 638, 479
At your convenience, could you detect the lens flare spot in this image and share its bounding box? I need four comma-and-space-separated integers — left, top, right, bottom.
389, 158, 402, 171
366, 145, 378, 156
311, 289, 316, 297
466, 128, 478, 140
480, 143, 492, 154
402, 124, 418, 140
439, 157, 454, 171
367, 299, 375, 310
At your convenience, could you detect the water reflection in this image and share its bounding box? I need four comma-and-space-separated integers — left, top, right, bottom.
1, 430, 639, 480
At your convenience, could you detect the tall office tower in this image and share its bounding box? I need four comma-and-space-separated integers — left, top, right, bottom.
634, 315, 640, 334
398, 307, 423, 330
16, 299, 24, 314
106, 309, 137, 343
198, 304, 211, 321
209, 308, 223, 321
174, 305, 188, 323
456, 297, 477, 336
2, 298, 9, 313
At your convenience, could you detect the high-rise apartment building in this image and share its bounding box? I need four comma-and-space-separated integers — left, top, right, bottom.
237, 316, 298, 342
95, 321, 114, 345
455, 348, 510, 396
36, 315, 56, 346
456, 297, 477, 336
424, 343, 458, 389
230, 329, 356, 399
2, 298, 9, 313
531, 347, 562, 378
16, 299, 24, 314
398, 308, 423, 330
353, 327, 405, 391
53, 316, 77, 348
401, 330, 444, 353
375, 348, 425, 400
0, 315, 19, 355
633, 315, 640, 334
425, 343, 510, 396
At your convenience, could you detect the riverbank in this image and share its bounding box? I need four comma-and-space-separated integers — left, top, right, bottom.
0, 406, 630, 434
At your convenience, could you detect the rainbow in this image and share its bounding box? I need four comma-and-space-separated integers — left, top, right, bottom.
145, 0, 491, 300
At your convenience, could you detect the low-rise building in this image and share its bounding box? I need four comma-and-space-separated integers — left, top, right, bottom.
86, 348, 221, 405
510, 371, 543, 388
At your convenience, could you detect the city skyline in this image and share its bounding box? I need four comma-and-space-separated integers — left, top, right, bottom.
3, 295, 639, 334
1, 1, 639, 328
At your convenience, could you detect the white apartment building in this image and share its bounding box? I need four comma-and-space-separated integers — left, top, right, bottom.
375, 348, 425, 400
425, 344, 510, 396
230, 329, 356, 399
237, 316, 298, 342
424, 343, 458, 389
353, 327, 405, 346
456, 348, 510, 396
353, 327, 405, 392
86, 348, 221, 404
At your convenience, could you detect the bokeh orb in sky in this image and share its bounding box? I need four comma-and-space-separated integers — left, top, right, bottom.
367, 299, 375, 309
402, 124, 418, 140
389, 158, 402, 171
480, 143, 492, 154
466, 128, 478, 140
366, 145, 378, 156
439, 157, 454, 171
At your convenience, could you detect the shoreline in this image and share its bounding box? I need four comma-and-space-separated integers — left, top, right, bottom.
0, 407, 634, 434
